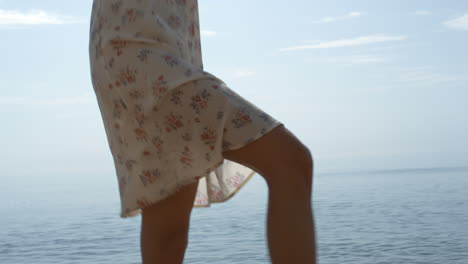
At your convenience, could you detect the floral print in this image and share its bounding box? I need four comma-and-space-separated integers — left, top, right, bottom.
89, 0, 283, 218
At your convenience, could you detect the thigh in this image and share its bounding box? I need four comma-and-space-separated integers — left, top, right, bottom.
222, 123, 312, 184
141, 180, 199, 238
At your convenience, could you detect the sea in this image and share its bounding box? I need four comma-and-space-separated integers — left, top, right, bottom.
1, 166, 467, 264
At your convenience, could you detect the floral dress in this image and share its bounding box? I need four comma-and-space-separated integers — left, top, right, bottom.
89, 0, 284, 218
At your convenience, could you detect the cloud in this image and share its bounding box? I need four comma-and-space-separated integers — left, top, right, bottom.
233, 70, 255, 78
201, 30, 217, 37
323, 54, 388, 64
312, 11, 366, 24
280, 34, 408, 51
443, 14, 468, 31
414, 10, 431, 16
0, 9, 86, 25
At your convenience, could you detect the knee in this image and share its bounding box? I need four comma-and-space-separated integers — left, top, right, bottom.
294, 144, 314, 183
142, 227, 189, 251
305, 146, 314, 175
284, 142, 313, 175
298, 144, 313, 166
141, 214, 190, 250
267, 142, 313, 186
141, 228, 189, 263
288, 144, 314, 197
163, 230, 189, 250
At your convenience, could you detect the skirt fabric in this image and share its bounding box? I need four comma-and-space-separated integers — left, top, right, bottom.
89, 0, 284, 218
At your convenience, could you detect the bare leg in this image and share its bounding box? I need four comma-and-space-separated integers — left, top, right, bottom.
138, 124, 316, 264
140, 180, 199, 264
266, 162, 316, 263
223, 124, 317, 264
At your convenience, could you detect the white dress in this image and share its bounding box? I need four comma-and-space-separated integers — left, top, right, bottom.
89, 0, 284, 218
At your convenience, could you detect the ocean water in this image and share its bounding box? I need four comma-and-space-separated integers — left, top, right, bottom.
1, 166, 467, 263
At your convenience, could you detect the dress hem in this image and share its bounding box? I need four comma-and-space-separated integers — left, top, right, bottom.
193, 167, 257, 207
120, 158, 225, 218
119, 122, 284, 218
224, 121, 284, 152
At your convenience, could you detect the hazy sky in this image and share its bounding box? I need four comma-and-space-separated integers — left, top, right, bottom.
1, 0, 467, 180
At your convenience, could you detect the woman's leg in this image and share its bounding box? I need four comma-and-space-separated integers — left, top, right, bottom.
140, 180, 199, 264
139, 124, 316, 264
223, 124, 317, 264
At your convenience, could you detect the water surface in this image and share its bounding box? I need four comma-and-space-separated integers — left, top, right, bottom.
1, 166, 467, 263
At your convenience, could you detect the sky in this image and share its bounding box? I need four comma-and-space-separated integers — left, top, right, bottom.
1, 0, 467, 182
